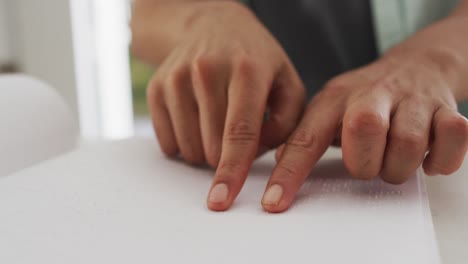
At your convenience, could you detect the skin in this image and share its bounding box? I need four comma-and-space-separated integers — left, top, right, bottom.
131, 0, 468, 213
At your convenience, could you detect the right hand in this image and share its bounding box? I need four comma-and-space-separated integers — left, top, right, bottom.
145, 1, 305, 211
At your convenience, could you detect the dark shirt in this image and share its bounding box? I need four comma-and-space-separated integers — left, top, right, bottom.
250, 0, 378, 98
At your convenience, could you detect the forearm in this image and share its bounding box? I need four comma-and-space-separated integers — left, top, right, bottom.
130, 0, 246, 65
384, 1, 468, 101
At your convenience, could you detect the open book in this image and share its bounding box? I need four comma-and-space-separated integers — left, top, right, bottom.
0, 75, 440, 264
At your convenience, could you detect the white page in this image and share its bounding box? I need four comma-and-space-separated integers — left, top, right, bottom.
0, 74, 78, 177
0, 138, 440, 264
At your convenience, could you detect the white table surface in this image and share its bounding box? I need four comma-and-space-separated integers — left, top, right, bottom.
1, 138, 466, 263
426, 158, 468, 264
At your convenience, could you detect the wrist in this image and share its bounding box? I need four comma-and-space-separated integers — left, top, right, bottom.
130, 1, 252, 65
186, 1, 255, 33
382, 46, 468, 101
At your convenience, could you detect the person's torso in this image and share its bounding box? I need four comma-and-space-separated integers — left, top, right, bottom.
250, 0, 378, 98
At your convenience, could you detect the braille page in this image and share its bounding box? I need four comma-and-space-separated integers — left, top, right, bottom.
0, 138, 440, 264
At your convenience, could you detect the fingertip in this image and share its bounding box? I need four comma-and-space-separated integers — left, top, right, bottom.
261, 200, 291, 213
380, 172, 410, 185
262, 202, 291, 213
161, 146, 179, 158
422, 158, 459, 176
207, 201, 232, 212
261, 184, 291, 213
207, 183, 232, 211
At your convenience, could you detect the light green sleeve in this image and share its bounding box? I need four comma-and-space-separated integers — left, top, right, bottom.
371, 0, 467, 116
371, 0, 460, 54
237, 0, 468, 115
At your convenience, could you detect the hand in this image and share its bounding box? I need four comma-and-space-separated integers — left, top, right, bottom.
145, 2, 305, 210
263, 49, 468, 213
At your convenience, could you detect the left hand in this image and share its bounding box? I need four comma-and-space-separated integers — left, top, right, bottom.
262, 48, 468, 213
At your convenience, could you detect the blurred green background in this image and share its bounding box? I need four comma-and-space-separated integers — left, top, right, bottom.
130, 55, 153, 117
462, 102, 468, 116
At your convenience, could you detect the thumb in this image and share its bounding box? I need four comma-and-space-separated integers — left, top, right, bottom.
260, 65, 305, 151
275, 144, 285, 162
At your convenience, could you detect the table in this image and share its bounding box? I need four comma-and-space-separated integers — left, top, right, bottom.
0, 138, 466, 263
426, 159, 468, 264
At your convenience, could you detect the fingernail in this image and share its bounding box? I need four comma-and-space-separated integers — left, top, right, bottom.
208, 183, 229, 203
262, 184, 283, 206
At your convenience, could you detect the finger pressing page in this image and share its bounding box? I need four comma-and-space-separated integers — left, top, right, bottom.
207, 63, 271, 211
423, 107, 468, 176
381, 100, 432, 184
262, 102, 343, 213
341, 94, 391, 180
165, 67, 205, 165
147, 79, 179, 156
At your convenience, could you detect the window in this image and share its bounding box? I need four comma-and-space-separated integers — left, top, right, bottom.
130, 55, 154, 137
71, 0, 135, 139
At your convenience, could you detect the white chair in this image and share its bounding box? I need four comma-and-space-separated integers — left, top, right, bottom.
0, 74, 78, 177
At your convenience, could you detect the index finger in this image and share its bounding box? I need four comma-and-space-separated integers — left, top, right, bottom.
207, 59, 270, 211
262, 99, 343, 213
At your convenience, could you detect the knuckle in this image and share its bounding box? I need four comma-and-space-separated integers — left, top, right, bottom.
323, 81, 351, 97
191, 55, 227, 95
408, 95, 427, 105
390, 131, 427, 154
217, 160, 248, 181
405, 109, 426, 130
234, 55, 258, 75
192, 55, 216, 80
225, 119, 258, 146
167, 65, 190, 92
372, 77, 407, 94
346, 111, 388, 138
146, 76, 164, 100
274, 163, 301, 183
286, 129, 317, 153
219, 161, 243, 172
439, 114, 468, 138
